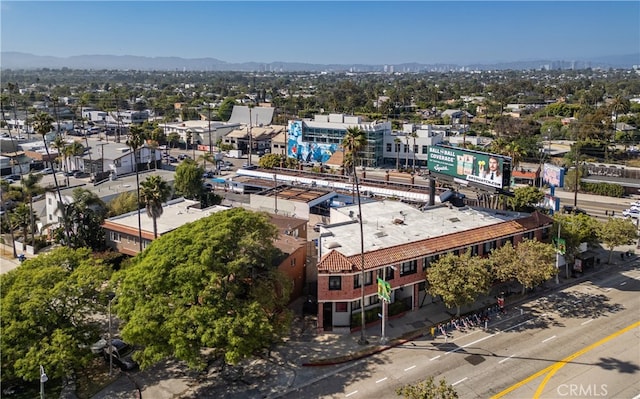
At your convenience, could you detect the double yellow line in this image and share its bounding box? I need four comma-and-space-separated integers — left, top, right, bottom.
491, 320, 640, 399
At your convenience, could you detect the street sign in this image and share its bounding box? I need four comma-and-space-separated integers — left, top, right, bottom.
377, 277, 391, 302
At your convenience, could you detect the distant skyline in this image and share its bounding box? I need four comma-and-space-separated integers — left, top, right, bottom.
2, 1, 639, 66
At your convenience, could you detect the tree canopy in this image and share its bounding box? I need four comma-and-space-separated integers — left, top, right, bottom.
0, 247, 112, 382
597, 217, 639, 263
489, 239, 557, 294
396, 376, 459, 399
174, 159, 205, 201
111, 208, 293, 370
426, 250, 491, 316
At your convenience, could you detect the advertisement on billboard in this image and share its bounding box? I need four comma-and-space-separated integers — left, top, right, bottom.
287, 120, 338, 164
427, 145, 510, 189
542, 163, 565, 187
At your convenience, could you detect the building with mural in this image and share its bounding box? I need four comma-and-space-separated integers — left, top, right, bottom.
287, 114, 392, 167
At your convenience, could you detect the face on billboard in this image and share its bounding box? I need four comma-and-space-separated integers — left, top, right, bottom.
428, 146, 506, 189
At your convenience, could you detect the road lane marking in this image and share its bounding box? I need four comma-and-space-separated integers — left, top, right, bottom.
445, 319, 533, 355
491, 320, 640, 399
452, 377, 468, 386
499, 354, 515, 364
620, 281, 627, 286
430, 355, 440, 361
346, 391, 358, 397
581, 319, 594, 325
404, 365, 416, 371
542, 335, 556, 343
533, 321, 640, 398
376, 377, 387, 384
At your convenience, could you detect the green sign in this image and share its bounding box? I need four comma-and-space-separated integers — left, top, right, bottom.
377, 277, 391, 302
427, 146, 509, 189
555, 238, 566, 255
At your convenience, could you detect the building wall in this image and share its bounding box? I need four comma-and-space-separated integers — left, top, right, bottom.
278, 244, 307, 301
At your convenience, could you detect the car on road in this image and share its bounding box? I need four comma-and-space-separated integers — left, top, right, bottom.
178, 154, 190, 161
38, 168, 54, 175
102, 339, 138, 371
622, 208, 640, 219
562, 205, 587, 215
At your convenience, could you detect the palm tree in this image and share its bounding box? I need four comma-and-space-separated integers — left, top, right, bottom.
10, 203, 37, 251
140, 175, 171, 239
341, 126, 368, 345
394, 137, 401, 170
33, 112, 71, 244
609, 95, 630, 157
198, 152, 215, 172
21, 173, 44, 246
51, 135, 69, 185
126, 125, 145, 252
65, 141, 85, 171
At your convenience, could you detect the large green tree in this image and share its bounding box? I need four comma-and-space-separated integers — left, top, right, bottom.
427, 250, 491, 316
598, 217, 639, 263
553, 213, 600, 269
111, 208, 293, 370
0, 247, 112, 382
174, 158, 205, 201
507, 186, 545, 212
139, 175, 172, 239
489, 239, 557, 294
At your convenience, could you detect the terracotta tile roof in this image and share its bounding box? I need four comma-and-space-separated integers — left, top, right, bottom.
318, 212, 553, 274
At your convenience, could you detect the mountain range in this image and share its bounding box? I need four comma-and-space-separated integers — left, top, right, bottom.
1, 51, 639, 72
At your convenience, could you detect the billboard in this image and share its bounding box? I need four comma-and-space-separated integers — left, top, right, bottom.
427, 145, 511, 189
287, 120, 339, 164
542, 163, 565, 187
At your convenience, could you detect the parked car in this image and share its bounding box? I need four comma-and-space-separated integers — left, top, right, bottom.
64, 169, 80, 177
6, 174, 20, 181
622, 208, 640, 219
178, 154, 190, 160
242, 163, 258, 170
219, 165, 232, 171
38, 168, 54, 175
73, 171, 90, 178
102, 339, 138, 371
203, 171, 215, 178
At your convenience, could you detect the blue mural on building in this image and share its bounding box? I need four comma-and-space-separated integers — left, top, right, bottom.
287, 120, 339, 163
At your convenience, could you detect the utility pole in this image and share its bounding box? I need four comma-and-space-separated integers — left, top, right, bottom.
573, 143, 580, 208
248, 105, 254, 166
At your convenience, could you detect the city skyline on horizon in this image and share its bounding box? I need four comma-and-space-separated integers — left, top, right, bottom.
1, 1, 639, 66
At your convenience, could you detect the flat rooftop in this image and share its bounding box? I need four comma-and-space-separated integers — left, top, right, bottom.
320, 200, 527, 258
104, 198, 230, 236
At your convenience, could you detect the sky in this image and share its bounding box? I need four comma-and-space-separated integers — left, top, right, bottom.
1, 1, 639, 65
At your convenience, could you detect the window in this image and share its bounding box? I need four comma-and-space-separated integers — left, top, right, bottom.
365, 271, 373, 286
484, 241, 496, 253
414, 145, 418, 153
525, 231, 535, 240
329, 276, 342, 290
290, 258, 296, 267
110, 232, 121, 242
352, 299, 361, 310
422, 146, 429, 154
335, 302, 348, 312
378, 266, 394, 280
470, 245, 478, 256
400, 260, 417, 276
386, 143, 392, 152
354, 274, 361, 289
395, 143, 400, 152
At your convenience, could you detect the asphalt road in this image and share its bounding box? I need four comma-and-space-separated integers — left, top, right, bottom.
278, 260, 640, 399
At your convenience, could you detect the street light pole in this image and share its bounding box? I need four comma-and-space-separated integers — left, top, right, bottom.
39, 365, 48, 399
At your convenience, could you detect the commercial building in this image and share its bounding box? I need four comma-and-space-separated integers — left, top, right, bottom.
315, 200, 553, 332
